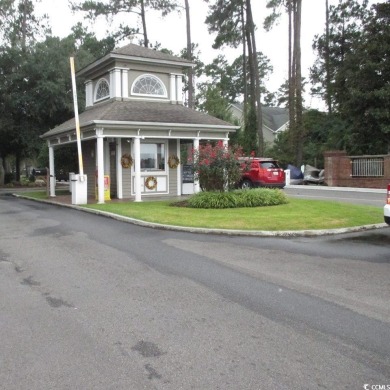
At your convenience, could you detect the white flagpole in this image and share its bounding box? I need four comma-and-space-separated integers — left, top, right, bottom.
70, 57, 84, 178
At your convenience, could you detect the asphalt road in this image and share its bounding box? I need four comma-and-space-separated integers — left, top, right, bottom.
284, 185, 387, 207
1, 195, 389, 390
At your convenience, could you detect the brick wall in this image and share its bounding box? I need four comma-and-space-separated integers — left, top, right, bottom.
324, 151, 390, 188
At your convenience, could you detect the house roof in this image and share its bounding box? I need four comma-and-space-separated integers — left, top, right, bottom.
42, 100, 237, 139
231, 104, 289, 132
77, 43, 194, 77
112, 43, 193, 64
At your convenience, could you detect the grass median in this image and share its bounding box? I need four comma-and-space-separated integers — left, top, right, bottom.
20, 190, 383, 231
85, 198, 382, 231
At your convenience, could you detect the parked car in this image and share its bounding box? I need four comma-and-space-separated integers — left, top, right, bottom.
238, 157, 285, 189
56, 169, 69, 181
287, 164, 304, 185
384, 183, 390, 225
32, 168, 48, 176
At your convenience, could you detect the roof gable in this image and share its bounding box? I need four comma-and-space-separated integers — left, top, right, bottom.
230, 103, 289, 132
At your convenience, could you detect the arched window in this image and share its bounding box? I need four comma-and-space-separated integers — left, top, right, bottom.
132, 74, 167, 97
95, 79, 110, 101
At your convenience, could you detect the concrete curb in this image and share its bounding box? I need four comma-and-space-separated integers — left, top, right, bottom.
12, 193, 388, 238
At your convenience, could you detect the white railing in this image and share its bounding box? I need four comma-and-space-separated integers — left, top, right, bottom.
351, 158, 384, 177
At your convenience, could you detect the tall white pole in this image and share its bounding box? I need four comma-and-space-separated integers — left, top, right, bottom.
97, 135, 105, 204
49, 146, 55, 197
193, 138, 200, 193
134, 137, 142, 202
70, 57, 84, 177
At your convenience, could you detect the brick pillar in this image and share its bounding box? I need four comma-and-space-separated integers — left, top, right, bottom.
324, 150, 347, 187
384, 155, 390, 180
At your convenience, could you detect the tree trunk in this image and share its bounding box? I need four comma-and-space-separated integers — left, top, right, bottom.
245, 24, 258, 154
184, 0, 194, 108
0, 157, 4, 186
325, 0, 332, 114
140, 0, 149, 47
288, 0, 296, 158
241, 1, 248, 126
294, 0, 303, 166
246, 0, 263, 156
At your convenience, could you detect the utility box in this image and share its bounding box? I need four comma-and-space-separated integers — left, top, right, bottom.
71, 174, 88, 205
69, 172, 75, 193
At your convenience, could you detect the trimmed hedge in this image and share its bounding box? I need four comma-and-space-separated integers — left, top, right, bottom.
184, 189, 288, 209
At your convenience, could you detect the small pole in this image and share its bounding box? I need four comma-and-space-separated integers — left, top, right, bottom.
70, 57, 84, 178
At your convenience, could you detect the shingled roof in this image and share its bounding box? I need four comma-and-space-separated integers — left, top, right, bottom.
231, 104, 289, 132
112, 43, 193, 65
42, 100, 236, 138
76, 43, 193, 78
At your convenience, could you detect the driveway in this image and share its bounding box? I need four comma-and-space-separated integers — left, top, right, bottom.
1, 195, 389, 389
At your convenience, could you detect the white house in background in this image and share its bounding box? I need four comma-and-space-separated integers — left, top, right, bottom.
41, 44, 238, 203
229, 103, 289, 146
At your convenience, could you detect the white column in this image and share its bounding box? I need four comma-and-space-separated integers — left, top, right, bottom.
122, 69, 129, 99
176, 139, 181, 196
97, 135, 105, 204
193, 138, 200, 193
49, 145, 56, 197
170, 74, 176, 103
116, 139, 123, 199
110, 70, 115, 98
223, 138, 229, 192
110, 68, 122, 98
85, 80, 93, 107
134, 137, 142, 202
176, 74, 183, 104
104, 140, 110, 175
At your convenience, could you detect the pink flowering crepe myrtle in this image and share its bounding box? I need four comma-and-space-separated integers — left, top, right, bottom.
188, 141, 246, 192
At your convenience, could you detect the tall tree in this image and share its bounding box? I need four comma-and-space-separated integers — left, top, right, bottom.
0, 0, 50, 180
184, 0, 194, 108
324, 0, 332, 114
202, 52, 273, 104
0, 8, 114, 182
71, 0, 177, 46
205, 0, 265, 155
266, 0, 303, 165
342, 1, 390, 154
311, 0, 370, 114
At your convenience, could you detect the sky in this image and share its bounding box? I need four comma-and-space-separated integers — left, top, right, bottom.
35, 1, 340, 110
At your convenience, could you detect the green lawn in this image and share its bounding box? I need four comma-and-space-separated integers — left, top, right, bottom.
20, 190, 383, 231
84, 198, 383, 231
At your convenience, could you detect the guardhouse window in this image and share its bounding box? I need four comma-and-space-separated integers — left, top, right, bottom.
95, 79, 110, 101
140, 143, 165, 170
132, 74, 167, 97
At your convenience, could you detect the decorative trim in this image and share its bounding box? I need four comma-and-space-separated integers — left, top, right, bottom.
131, 74, 167, 98
94, 78, 110, 102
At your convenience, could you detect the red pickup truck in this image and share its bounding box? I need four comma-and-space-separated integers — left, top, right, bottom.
238, 157, 286, 189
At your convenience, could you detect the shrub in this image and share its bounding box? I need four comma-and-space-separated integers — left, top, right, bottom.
4, 172, 14, 184
188, 141, 244, 192
186, 189, 288, 209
